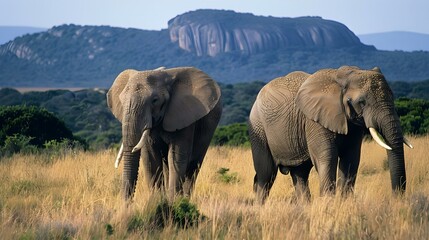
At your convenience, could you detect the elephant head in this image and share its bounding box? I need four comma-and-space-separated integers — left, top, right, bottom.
296, 66, 411, 194
107, 67, 221, 199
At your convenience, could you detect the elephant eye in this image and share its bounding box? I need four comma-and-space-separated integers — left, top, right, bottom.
152, 97, 159, 105
358, 99, 366, 107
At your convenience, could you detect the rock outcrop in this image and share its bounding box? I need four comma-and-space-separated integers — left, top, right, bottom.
168, 10, 366, 56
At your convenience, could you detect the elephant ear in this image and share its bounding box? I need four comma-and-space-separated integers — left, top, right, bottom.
296, 69, 348, 134
163, 67, 221, 132
106, 69, 137, 122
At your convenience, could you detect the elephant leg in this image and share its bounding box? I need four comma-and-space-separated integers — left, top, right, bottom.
183, 102, 222, 196
290, 160, 313, 201
167, 124, 195, 200
306, 123, 338, 196
141, 142, 167, 191
249, 120, 277, 204
337, 128, 363, 195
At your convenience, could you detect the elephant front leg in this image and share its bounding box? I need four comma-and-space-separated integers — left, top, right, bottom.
338, 156, 360, 195
306, 124, 338, 196
337, 129, 363, 195
166, 125, 195, 201
141, 144, 166, 191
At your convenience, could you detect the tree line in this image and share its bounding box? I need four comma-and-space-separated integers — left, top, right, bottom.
1, 79, 429, 151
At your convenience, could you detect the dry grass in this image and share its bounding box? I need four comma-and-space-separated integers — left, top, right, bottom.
1, 136, 428, 239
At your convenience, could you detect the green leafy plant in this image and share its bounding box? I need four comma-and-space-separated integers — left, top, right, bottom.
216, 167, 239, 184
211, 123, 250, 147
0, 134, 37, 157
172, 197, 202, 228
127, 195, 203, 232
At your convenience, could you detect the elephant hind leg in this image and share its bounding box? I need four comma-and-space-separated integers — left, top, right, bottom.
290, 160, 313, 202
253, 162, 277, 204
249, 120, 277, 204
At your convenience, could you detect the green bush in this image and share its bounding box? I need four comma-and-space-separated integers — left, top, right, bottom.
127, 195, 203, 232
172, 197, 201, 228
211, 123, 250, 146
395, 98, 429, 134
0, 105, 86, 156
0, 105, 75, 147
216, 167, 239, 184
1, 134, 37, 157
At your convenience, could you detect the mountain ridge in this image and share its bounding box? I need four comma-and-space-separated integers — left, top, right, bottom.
358, 31, 429, 52
0, 26, 46, 45
0, 10, 428, 88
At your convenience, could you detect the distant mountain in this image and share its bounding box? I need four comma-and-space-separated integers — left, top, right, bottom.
0, 26, 46, 45
168, 10, 369, 56
0, 10, 428, 88
359, 31, 429, 52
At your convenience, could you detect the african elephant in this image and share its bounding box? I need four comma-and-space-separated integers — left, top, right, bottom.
248, 66, 412, 203
107, 67, 222, 201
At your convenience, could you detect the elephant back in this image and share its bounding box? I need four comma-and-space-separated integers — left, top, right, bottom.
269, 71, 309, 94
255, 71, 309, 124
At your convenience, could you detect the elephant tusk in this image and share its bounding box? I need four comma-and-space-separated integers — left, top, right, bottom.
369, 128, 392, 150
115, 143, 124, 169
403, 137, 414, 149
132, 129, 150, 153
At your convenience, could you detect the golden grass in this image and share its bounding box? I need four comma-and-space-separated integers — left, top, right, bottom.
1, 136, 429, 239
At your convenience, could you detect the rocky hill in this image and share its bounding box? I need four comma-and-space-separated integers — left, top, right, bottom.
0, 10, 428, 87
168, 10, 369, 56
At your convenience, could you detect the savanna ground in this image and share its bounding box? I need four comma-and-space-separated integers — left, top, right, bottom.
1, 136, 429, 239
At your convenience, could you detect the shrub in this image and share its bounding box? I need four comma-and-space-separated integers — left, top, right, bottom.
211, 123, 250, 146
0, 105, 75, 147
127, 195, 203, 232
395, 98, 429, 134
216, 167, 239, 184
0, 105, 86, 156
172, 197, 201, 228
0, 134, 37, 157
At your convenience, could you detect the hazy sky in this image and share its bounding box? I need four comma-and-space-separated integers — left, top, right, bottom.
2, 0, 428, 34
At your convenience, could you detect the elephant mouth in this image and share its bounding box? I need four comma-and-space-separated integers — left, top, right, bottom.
351, 116, 364, 126
347, 100, 364, 126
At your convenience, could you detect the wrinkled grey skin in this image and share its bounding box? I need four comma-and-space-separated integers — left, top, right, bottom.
249, 66, 407, 203
107, 67, 222, 201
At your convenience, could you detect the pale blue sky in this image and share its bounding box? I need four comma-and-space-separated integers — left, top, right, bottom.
1, 0, 428, 34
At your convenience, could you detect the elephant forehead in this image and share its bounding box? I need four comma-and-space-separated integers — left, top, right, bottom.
357, 73, 393, 100
130, 71, 169, 86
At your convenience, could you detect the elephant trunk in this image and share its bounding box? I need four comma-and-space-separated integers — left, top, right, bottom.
121, 118, 141, 200
122, 150, 141, 200
121, 105, 151, 200
378, 109, 406, 194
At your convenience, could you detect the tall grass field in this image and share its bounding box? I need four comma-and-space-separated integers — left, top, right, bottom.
1, 136, 428, 239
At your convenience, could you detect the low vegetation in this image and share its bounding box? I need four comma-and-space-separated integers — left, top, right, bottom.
0, 136, 428, 239
2, 83, 429, 148
0, 105, 86, 157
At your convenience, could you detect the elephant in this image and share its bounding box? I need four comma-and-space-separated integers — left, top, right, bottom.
107, 66, 222, 201
248, 66, 413, 203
